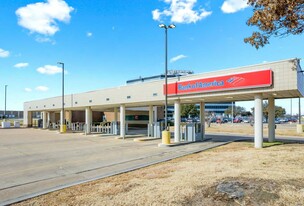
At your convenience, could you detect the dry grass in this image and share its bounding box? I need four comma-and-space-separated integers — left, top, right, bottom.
15, 142, 304, 206
205, 122, 304, 137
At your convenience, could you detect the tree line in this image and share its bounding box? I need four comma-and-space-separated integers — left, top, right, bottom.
181, 103, 286, 119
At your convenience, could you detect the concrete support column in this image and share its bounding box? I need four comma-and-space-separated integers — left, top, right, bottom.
297, 98, 303, 133
47, 112, 50, 127
254, 94, 263, 148
268, 97, 275, 142
23, 111, 33, 127
42, 111, 47, 129
148, 105, 153, 137
153, 106, 158, 122
120, 104, 126, 139
114, 107, 118, 122
200, 102, 205, 140
174, 100, 181, 143
85, 107, 92, 134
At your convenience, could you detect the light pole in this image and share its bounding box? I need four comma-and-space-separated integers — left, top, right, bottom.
4, 85, 7, 120
57, 62, 66, 133
159, 23, 175, 132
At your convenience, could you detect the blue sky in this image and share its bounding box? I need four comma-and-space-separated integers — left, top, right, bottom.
0, 0, 303, 113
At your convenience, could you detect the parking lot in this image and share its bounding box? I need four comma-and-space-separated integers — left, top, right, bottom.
0, 128, 240, 205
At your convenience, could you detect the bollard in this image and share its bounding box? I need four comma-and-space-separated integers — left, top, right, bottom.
60, 124, 66, 133
162, 131, 171, 144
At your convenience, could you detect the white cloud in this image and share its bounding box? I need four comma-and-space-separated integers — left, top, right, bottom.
152, 10, 162, 21
35, 86, 49, 92
170, 54, 187, 63
37, 65, 63, 75
14, 62, 29, 68
16, 0, 74, 36
221, 0, 249, 13
0, 48, 10, 58
87, 32, 93, 37
152, 0, 212, 24
24, 88, 32, 92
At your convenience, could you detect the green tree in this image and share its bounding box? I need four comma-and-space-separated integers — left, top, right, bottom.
274, 106, 286, 118
224, 106, 247, 117
244, 0, 304, 49
181, 104, 199, 118
263, 102, 269, 119
255, 102, 286, 118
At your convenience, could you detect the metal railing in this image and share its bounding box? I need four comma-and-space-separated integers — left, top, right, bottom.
70, 122, 85, 131
90, 122, 111, 133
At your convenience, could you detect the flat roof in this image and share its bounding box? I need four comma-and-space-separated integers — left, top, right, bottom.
24, 58, 304, 112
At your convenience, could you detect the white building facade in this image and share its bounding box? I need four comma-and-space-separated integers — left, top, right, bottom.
24, 59, 304, 148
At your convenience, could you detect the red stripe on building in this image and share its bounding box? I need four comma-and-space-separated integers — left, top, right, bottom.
164, 70, 272, 95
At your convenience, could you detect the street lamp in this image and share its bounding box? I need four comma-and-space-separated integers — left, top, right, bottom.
4, 85, 7, 120
159, 23, 175, 143
57, 62, 66, 133
158, 24, 176, 144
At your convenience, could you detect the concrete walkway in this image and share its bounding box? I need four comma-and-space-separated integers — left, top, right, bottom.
0, 128, 302, 205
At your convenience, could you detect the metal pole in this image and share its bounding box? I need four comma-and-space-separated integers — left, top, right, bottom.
62, 63, 64, 125
57, 62, 65, 132
4, 85, 7, 119
165, 27, 168, 131
159, 24, 175, 133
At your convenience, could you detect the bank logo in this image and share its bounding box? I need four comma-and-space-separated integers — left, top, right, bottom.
227, 76, 245, 86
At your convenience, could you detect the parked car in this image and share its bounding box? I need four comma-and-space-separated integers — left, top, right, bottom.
289, 117, 298, 123
222, 118, 230, 123
181, 117, 187, 122
279, 118, 288, 123
193, 117, 200, 122
242, 117, 250, 123
233, 117, 243, 123
216, 118, 222, 124
186, 118, 192, 123
275, 118, 281, 124
210, 117, 217, 123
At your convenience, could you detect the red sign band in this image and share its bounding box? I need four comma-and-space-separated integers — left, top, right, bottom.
164, 70, 273, 95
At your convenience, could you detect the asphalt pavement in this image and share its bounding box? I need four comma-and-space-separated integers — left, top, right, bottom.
0, 128, 302, 205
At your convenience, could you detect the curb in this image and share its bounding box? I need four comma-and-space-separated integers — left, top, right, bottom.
158, 138, 212, 147
134, 137, 161, 142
